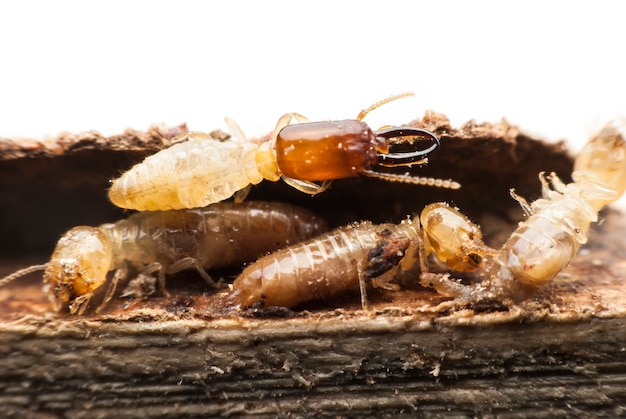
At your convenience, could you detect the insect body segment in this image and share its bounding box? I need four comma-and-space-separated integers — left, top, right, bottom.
108, 133, 269, 211
3, 202, 327, 314
491, 121, 626, 298
230, 220, 420, 310
233, 120, 626, 312
421, 121, 626, 303
109, 93, 456, 211
229, 202, 491, 310
571, 122, 626, 211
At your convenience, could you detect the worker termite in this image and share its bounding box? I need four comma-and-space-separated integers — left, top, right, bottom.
0, 201, 327, 314
228, 202, 493, 310
420, 121, 626, 304
108, 93, 459, 211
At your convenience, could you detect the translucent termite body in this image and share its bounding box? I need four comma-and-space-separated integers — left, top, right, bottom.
229, 221, 417, 310
229, 202, 491, 310
0, 201, 327, 314
231, 122, 626, 310
421, 121, 626, 303
108, 93, 458, 211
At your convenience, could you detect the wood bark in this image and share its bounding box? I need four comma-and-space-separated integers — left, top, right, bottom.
1, 113, 624, 418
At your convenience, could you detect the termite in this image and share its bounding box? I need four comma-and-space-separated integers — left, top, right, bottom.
420, 121, 626, 303
108, 93, 459, 211
0, 201, 327, 314
228, 202, 493, 310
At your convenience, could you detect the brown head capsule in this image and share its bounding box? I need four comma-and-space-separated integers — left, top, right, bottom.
275, 120, 440, 181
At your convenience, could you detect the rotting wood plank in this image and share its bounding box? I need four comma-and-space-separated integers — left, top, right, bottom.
0, 114, 624, 417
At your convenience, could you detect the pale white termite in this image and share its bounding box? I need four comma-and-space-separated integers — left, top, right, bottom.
108, 93, 458, 211
228, 202, 492, 310
0, 201, 327, 314
421, 121, 626, 303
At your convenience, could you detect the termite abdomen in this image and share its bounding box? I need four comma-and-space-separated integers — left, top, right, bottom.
229, 222, 418, 309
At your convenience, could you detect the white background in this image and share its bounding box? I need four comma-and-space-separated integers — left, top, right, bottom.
0, 1, 624, 151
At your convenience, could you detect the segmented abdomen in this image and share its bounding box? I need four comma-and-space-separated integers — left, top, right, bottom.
488, 196, 593, 298
101, 201, 327, 272
231, 221, 406, 308
108, 136, 263, 211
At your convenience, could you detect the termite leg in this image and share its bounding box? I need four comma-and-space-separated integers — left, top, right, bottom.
546, 172, 567, 194
510, 188, 533, 216
167, 132, 194, 146
95, 267, 128, 314
233, 186, 251, 203
271, 110, 331, 195
419, 272, 469, 299
270, 112, 310, 143
225, 117, 269, 146
70, 294, 92, 316
140, 262, 170, 297
281, 176, 332, 195
167, 257, 221, 288
223, 117, 249, 143
357, 259, 369, 311
370, 268, 401, 291
406, 230, 430, 275
136, 258, 220, 296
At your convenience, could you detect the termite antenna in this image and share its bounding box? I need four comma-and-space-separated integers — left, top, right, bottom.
0, 264, 47, 288
361, 170, 461, 189
357, 92, 414, 121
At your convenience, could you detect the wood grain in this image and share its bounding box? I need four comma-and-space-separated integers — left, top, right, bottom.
1, 114, 623, 418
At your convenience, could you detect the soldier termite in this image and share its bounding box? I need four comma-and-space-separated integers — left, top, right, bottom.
420, 121, 626, 304
108, 93, 460, 211
0, 201, 327, 314
228, 202, 492, 310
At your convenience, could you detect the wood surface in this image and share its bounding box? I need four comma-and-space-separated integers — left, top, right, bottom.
0, 113, 624, 418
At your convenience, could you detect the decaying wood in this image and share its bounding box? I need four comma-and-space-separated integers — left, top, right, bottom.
1, 113, 624, 418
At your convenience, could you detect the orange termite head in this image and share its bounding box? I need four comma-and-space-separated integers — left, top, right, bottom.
276, 120, 379, 180
275, 121, 441, 181
420, 202, 495, 272
270, 92, 458, 190
43, 226, 112, 313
